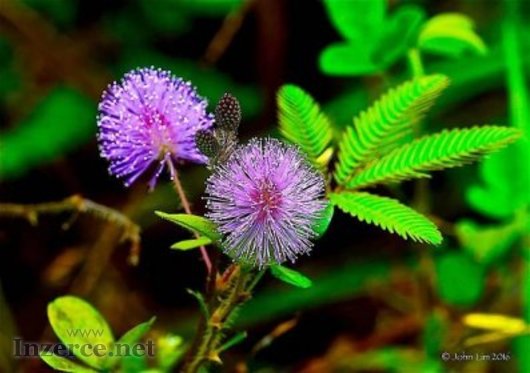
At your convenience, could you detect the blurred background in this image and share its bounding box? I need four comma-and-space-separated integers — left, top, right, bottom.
0, 0, 529, 372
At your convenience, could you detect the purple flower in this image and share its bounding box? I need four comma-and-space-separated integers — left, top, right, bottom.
205, 138, 327, 267
97, 67, 214, 189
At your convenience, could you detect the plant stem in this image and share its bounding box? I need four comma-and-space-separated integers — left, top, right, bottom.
182, 265, 257, 373
407, 48, 424, 78
168, 164, 212, 274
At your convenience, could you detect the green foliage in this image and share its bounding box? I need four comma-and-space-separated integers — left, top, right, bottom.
435, 252, 484, 307
0, 87, 95, 180
322, 0, 386, 41
46, 296, 114, 370
347, 126, 521, 189
456, 217, 525, 266
466, 0, 530, 219
171, 236, 213, 251
467, 144, 530, 219
42, 296, 156, 372
312, 203, 334, 238
329, 192, 442, 244
156, 334, 185, 371
320, 0, 425, 75
155, 211, 222, 241
106, 317, 156, 369
334, 75, 450, 187
277, 84, 333, 169
270, 264, 313, 289
218, 331, 247, 352
39, 354, 97, 373
419, 13, 487, 58
422, 312, 446, 359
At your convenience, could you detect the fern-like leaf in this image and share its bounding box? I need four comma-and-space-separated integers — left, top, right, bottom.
278, 84, 333, 168
334, 74, 449, 186
329, 192, 442, 244
347, 126, 521, 189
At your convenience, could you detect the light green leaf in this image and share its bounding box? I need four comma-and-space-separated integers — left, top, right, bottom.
334, 75, 450, 187
47, 296, 114, 370
117, 317, 156, 348
155, 212, 221, 241
39, 353, 97, 373
171, 237, 213, 251
419, 13, 487, 57
319, 43, 379, 76
157, 334, 185, 370
347, 126, 521, 189
270, 264, 313, 289
374, 6, 426, 68
329, 192, 442, 244
277, 84, 333, 169
435, 252, 484, 307
456, 218, 523, 266
315, 147, 334, 168
312, 202, 334, 238
322, 0, 386, 41
466, 145, 530, 218
105, 317, 156, 369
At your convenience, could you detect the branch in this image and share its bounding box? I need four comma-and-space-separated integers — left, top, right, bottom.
0, 195, 141, 265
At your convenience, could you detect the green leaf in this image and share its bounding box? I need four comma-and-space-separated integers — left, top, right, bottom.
39, 353, 97, 373
155, 212, 221, 241
0, 87, 95, 180
277, 84, 333, 169
419, 13, 487, 57
319, 43, 379, 76
157, 334, 185, 370
435, 252, 484, 307
329, 192, 442, 244
47, 296, 114, 370
467, 144, 530, 219
312, 202, 334, 238
270, 264, 313, 289
347, 126, 521, 189
171, 237, 213, 251
456, 217, 523, 266
334, 75, 450, 187
373, 6, 426, 68
322, 0, 386, 41
106, 317, 156, 369
218, 331, 247, 352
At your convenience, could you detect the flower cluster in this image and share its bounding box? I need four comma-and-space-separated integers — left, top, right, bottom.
205, 138, 327, 267
97, 67, 213, 189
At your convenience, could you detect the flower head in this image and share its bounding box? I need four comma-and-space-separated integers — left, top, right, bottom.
205, 138, 327, 267
97, 67, 214, 189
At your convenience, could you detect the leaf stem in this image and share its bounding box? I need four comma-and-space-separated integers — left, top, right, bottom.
167, 161, 212, 274
407, 48, 425, 78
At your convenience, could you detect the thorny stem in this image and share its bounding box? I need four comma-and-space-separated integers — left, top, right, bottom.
182, 265, 259, 373
167, 160, 213, 274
